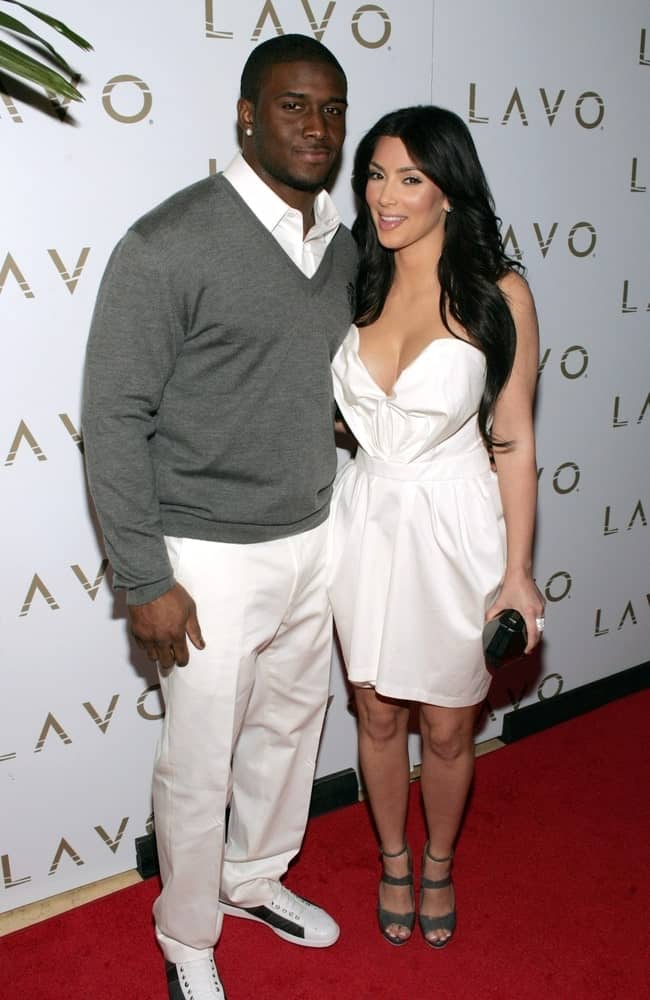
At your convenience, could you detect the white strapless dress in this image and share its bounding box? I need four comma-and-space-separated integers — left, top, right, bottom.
327, 325, 506, 707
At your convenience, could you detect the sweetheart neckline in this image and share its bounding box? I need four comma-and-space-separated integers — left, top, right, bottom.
351, 325, 481, 398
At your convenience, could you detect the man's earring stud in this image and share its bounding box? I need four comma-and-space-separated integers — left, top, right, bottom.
245, 127, 253, 137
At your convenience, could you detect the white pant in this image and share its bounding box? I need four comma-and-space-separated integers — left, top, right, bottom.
152, 522, 332, 964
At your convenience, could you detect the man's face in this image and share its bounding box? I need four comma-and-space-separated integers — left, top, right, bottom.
239, 59, 347, 202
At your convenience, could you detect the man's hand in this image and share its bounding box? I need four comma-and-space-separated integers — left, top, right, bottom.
128, 583, 205, 668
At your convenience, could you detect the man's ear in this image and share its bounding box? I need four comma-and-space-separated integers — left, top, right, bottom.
237, 97, 254, 134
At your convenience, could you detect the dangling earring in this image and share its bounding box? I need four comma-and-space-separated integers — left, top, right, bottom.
245, 127, 253, 137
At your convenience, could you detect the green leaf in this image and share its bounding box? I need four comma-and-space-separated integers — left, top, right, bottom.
0, 38, 83, 100
0, 11, 77, 75
2, 2, 92, 51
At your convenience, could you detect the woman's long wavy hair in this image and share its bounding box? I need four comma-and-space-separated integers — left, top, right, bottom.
352, 105, 523, 448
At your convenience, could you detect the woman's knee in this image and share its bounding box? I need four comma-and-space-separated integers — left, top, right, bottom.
420, 708, 475, 761
355, 691, 407, 745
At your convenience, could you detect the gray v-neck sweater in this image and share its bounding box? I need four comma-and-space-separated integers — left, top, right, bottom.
82, 174, 357, 604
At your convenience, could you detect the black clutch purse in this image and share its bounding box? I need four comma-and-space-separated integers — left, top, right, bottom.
483, 609, 526, 668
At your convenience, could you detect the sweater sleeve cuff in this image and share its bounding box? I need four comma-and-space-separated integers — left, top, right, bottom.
126, 574, 176, 607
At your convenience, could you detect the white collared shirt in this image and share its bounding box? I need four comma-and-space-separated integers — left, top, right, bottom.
223, 152, 341, 278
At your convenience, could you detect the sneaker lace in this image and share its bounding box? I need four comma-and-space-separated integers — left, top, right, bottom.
177, 958, 222, 999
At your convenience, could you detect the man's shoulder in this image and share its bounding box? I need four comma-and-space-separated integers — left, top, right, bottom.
130, 174, 231, 242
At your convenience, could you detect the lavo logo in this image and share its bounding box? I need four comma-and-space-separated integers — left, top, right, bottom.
603, 500, 646, 536
504, 222, 597, 262
2, 818, 131, 887
18, 560, 109, 617
205, 0, 392, 48
0, 76, 152, 125
468, 83, 605, 129
0, 250, 91, 299
0, 685, 163, 768
594, 593, 650, 637
483, 672, 565, 724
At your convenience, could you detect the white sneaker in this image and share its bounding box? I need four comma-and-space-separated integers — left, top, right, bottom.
166, 957, 227, 999
220, 884, 340, 948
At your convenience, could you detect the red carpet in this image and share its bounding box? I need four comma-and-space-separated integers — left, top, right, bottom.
3, 691, 649, 999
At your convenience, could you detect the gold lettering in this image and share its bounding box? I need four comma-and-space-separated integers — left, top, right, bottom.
603, 505, 618, 536
501, 87, 528, 126
544, 571, 572, 603
539, 87, 565, 126
137, 684, 165, 721
251, 1, 283, 40
533, 221, 558, 258
71, 559, 109, 601
552, 462, 580, 495
301, 0, 335, 41
538, 673, 563, 700
502, 224, 523, 261
5, 420, 47, 466
83, 695, 120, 734
0, 84, 23, 123
59, 413, 83, 451
630, 157, 647, 193
94, 817, 129, 854
47, 247, 91, 294
612, 396, 628, 428
48, 838, 84, 876
567, 221, 597, 258
594, 609, 609, 637
19, 575, 60, 618
102, 76, 152, 124
621, 279, 638, 314
204, 0, 234, 38
0, 253, 34, 298
351, 5, 392, 49
627, 500, 647, 530
34, 713, 71, 753
574, 91, 605, 129
537, 347, 551, 375
617, 601, 637, 630
468, 83, 488, 124
560, 345, 589, 380
1, 854, 31, 888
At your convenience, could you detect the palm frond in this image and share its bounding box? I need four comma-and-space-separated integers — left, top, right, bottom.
0, 11, 77, 75
0, 37, 82, 100
2, 1, 92, 51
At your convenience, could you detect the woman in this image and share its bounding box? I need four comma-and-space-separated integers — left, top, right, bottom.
328, 106, 544, 948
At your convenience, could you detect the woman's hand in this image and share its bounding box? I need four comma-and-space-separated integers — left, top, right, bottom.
485, 571, 545, 653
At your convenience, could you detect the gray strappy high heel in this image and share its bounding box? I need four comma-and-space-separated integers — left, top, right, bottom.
377, 844, 415, 946
419, 842, 456, 949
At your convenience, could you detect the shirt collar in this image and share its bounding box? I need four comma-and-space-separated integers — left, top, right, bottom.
223, 152, 340, 241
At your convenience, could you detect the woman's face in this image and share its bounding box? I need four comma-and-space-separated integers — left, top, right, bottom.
364, 135, 449, 252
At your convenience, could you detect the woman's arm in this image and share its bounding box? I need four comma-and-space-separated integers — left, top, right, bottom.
488, 271, 545, 652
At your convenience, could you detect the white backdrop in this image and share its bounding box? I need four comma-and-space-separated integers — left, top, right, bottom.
1, 0, 648, 911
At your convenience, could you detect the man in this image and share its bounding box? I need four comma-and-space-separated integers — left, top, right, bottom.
82, 34, 356, 1000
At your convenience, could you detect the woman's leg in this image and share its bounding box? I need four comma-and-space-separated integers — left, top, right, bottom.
418, 702, 481, 945
354, 686, 412, 941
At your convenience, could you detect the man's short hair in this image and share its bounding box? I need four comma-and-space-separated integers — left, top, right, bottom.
240, 33, 346, 104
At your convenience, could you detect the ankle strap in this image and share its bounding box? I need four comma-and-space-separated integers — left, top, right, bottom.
425, 844, 454, 865
380, 844, 409, 859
